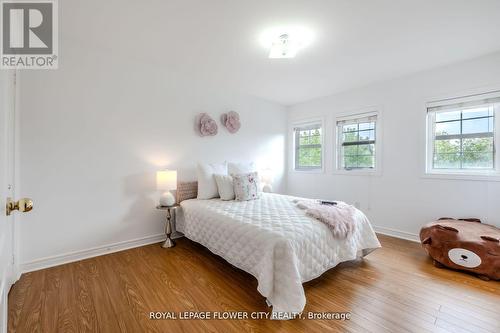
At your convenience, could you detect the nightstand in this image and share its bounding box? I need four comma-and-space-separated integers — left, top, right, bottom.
156, 204, 180, 248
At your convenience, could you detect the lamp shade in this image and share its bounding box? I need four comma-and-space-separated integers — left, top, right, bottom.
260, 168, 274, 184
156, 170, 177, 191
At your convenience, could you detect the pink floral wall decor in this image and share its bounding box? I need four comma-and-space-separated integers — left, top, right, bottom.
220, 111, 241, 134
195, 113, 218, 136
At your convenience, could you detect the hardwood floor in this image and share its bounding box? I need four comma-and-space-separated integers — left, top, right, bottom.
8, 234, 500, 333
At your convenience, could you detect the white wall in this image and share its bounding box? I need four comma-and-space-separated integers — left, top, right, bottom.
17, 4, 286, 268
287, 52, 500, 240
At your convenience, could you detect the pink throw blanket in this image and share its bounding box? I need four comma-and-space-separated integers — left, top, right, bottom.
295, 200, 358, 239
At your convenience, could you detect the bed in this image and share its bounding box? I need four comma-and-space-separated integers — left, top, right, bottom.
176, 192, 381, 317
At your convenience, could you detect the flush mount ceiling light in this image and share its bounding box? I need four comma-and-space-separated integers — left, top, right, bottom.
260, 26, 314, 59
269, 34, 297, 59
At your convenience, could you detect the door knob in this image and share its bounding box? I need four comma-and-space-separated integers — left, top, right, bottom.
6, 197, 33, 216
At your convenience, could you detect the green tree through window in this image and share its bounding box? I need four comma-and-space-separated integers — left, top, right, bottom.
337, 113, 378, 170
294, 125, 322, 170
432, 107, 494, 169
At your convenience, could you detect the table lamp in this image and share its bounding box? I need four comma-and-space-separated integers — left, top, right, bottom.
260, 168, 274, 193
157, 170, 177, 206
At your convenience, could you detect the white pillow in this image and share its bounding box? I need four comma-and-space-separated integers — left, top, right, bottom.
228, 162, 256, 175
214, 174, 235, 200
197, 162, 228, 199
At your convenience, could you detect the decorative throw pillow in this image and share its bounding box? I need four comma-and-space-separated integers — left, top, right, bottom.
233, 172, 261, 201
197, 162, 228, 199
228, 161, 256, 175
214, 174, 235, 201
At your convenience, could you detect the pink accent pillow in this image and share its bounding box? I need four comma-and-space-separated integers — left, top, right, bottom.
233, 172, 260, 201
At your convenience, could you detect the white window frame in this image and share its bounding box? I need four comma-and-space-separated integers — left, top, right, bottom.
425, 90, 500, 180
291, 118, 325, 173
334, 109, 382, 176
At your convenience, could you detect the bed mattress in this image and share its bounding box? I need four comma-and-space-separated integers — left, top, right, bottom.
178, 193, 381, 316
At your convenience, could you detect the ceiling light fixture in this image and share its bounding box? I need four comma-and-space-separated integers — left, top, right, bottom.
269, 34, 297, 59
260, 26, 314, 59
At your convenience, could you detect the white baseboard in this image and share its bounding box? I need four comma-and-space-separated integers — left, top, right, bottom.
373, 225, 420, 243
20, 234, 166, 273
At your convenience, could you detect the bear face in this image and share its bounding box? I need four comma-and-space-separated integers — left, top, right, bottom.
420, 219, 500, 280
447, 248, 482, 268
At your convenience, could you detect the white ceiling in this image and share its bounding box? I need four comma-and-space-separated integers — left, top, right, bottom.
66, 0, 500, 105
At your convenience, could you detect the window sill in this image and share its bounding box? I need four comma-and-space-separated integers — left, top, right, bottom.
333, 169, 382, 177
422, 171, 500, 182
291, 168, 325, 174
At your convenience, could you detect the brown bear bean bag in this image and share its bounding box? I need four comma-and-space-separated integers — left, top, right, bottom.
420, 218, 500, 281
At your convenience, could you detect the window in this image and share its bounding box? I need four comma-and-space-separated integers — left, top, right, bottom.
426, 91, 500, 176
336, 112, 378, 171
293, 122, 323, 170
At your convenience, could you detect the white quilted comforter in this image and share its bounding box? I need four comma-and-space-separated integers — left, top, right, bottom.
178, 193, 381, 316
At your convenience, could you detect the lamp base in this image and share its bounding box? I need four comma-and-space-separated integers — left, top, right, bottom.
160, 191, 176, 206
162, 238, 175, 248
262, 184, 273, 193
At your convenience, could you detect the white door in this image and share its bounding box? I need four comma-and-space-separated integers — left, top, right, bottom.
0, 70, 16, 333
